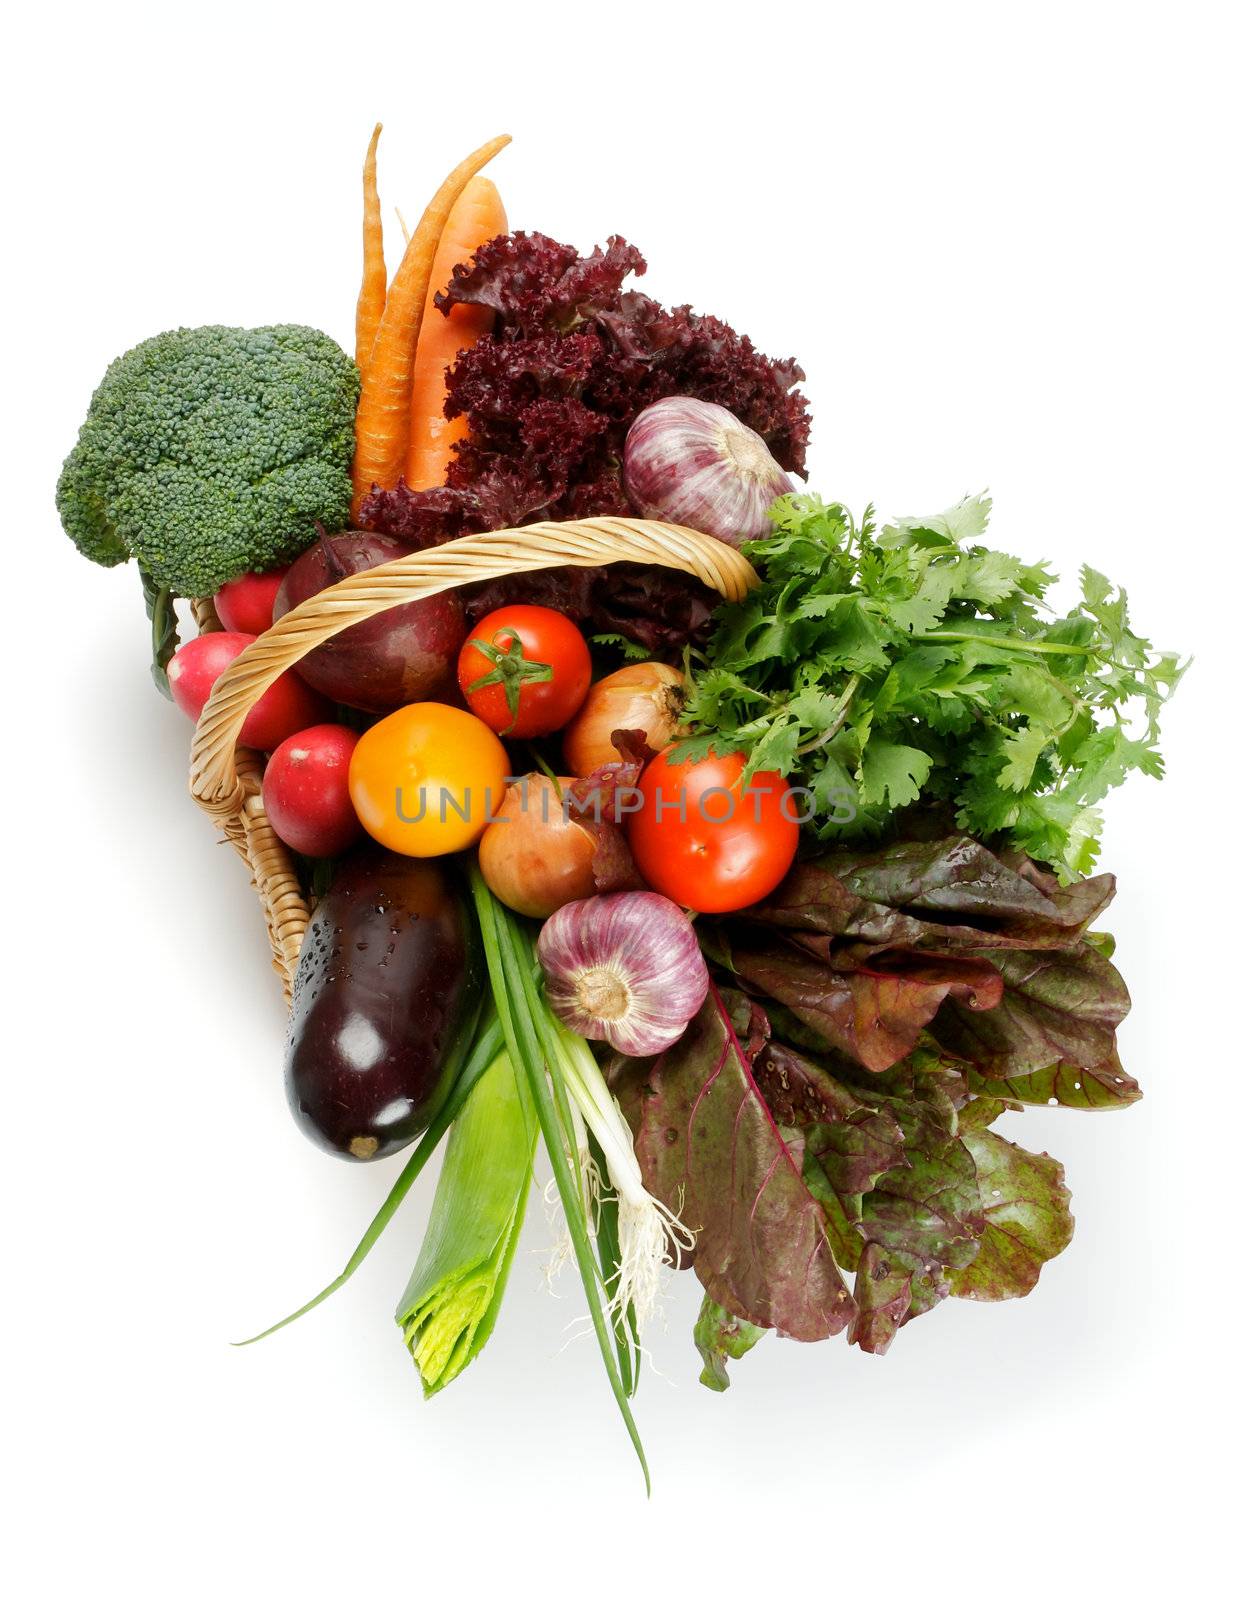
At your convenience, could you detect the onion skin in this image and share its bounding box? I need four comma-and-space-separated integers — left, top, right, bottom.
478, 774, 597, 918
562, 662, 685, 777
537, 891, 709, 1057
623, 396, 795, 548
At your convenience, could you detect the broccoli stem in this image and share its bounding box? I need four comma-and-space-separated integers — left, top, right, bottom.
139, 567, 179, 700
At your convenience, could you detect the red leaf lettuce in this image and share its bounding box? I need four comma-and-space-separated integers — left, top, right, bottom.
617, 835, 1135, 1378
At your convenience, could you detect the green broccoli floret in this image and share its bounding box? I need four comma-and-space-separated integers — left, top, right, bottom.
56, 324, 360, 597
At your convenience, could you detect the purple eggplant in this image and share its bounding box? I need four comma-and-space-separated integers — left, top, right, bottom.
285, 847, 480, 1160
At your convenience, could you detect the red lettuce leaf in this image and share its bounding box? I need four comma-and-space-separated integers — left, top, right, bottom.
841, 1089, 985, 1348
751, 1044, 987, 1352
752, 1039, 907, 1196
613, 985, 856, 1342
693, 1295, 766, 1392
745, 836, 1116, 954
744, 1032, 989, 1351
717, 835, 1137, 1101
948, 1128, 1074, 1301
851, 1243, 916, 1355
437, 232, 646, 335
929, 944, 1138, 1108
729, 937, 1005, 1073
744, 1035, 1075, 1348
666, 835, 1118, 1360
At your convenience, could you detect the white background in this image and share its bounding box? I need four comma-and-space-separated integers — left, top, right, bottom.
4, 2, 1240, 1593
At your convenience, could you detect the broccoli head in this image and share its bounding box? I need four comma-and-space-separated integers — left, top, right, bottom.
56, 324, 360, 597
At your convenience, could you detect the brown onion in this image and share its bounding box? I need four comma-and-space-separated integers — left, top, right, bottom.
562, 662, 685, 777
477, 774, 597, 919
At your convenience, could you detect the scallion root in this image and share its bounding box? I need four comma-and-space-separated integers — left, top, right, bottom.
548, 1018, 694, 1329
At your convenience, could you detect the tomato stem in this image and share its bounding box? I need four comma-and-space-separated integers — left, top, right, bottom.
466, 628, 554, 734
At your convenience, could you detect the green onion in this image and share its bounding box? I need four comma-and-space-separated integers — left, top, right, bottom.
544, 1014, 693, 1330
502, 912, 688, 1337
396, 1047, 536, 1394
587, 1129, 640, 1400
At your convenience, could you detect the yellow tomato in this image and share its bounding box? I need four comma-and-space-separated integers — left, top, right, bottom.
348, 703, 509, 857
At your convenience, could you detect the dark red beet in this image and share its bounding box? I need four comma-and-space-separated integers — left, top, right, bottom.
275, 532, 466, 713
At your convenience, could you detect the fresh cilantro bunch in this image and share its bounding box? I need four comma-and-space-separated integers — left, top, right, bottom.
676, 492, 1183, 878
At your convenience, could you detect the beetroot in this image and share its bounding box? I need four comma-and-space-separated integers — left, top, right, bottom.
275, 532, 465, 713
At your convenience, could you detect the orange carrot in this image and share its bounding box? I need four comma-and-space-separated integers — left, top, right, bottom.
403, 176, 508, 490
351, 135, 511, 522
354, 124, 385, 373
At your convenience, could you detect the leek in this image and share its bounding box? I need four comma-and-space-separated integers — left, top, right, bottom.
396, 1048, 536, 1395
469, 865, 652, 1489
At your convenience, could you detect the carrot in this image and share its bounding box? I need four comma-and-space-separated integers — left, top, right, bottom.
403, 176, 508, 490
351, 134, 511, 522
354, 124, 385, 373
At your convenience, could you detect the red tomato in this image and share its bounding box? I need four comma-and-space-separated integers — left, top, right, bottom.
262, 724, 362, 857
214, 568, 288, 634
457, 605, 591, 738
167, 632, 328, 752
628, 746, 800, 913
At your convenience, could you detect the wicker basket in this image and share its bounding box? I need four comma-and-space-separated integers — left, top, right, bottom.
188, 517, 759, 998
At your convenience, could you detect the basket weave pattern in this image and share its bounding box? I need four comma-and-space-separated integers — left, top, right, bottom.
188, 517, 758, 996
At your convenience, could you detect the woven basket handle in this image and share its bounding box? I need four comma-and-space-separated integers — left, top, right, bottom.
189, 517, 757, 823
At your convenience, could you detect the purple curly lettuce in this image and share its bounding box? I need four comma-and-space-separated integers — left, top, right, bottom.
359, 231, 810, 657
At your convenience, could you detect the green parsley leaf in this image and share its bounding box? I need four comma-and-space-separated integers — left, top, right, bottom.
680, 493, 1183, 878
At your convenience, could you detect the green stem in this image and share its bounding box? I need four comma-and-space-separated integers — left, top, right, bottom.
796, 673, 861, 756
509, 939, 640, 1386
464, 629, 553, 734
587, 1128, 638, 1399
1029, 665, 1092, 714
916, 630, 1094, 657
469, 866, 650, 1492
139, 567, 179, 699
527, 747, 563, 798
234, 1014, 502, 1346
499, 914, 648, 1488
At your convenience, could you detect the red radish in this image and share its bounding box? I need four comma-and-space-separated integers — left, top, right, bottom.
262, 725, 362, 857
167, 632, 328, 751
214, 568, 289, 635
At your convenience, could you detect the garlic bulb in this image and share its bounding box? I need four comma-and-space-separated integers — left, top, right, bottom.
536, 891, 709, 1057
623, 395, 795, 547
